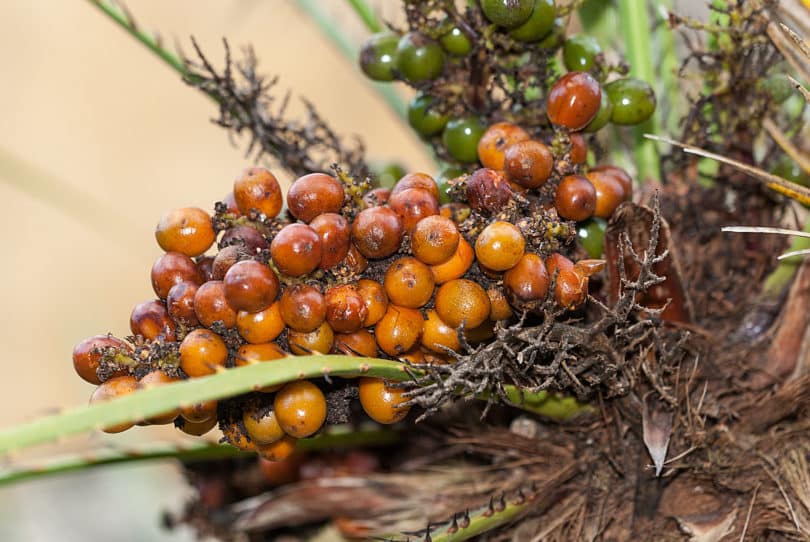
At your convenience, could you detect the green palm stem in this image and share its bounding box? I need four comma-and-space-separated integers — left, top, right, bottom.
346, 0, 384, 33
762, 217, 810, 298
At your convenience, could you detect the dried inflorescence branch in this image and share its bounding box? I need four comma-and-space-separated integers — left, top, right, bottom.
183, 38, 368, 177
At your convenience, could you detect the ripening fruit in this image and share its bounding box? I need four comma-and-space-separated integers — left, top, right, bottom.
270, 224, 323, 277
279, 284, 326, 333
465, 168, 514, 215
325, 284, 368, 333
352, 206, 404, 259
179, 329, 228, 377
89, 375, 138, 433
477, 122, 530, 171
211, 245, 245, 281
546, 72, 602, 130
475, 221, 525, 271
193, 280, 238, 328
166, 282, 199, 325
503, 140, 554, 188
243, 405, 285, 445
577, 218, 607, 259
358, 377, 410, 424
392, 172, 440, 200
333, 329, 379, 357
177, 417, 218, 437
421, 309, 461, 353
309, 213, 351, 270
257, 435, 298, 462
288, 322, 335, 355
408, 93, 449, 137
411, 215, 460, 265
138, 370, 181, 425
443, 117, 487, 163
583, 91, 613, 133
569, 134, 587, 165
363, 187, 391, 207
151, 252, 202, 299
237, 301, 285, 344
273, 381, 327, 438
233, 167, 283, 218
546, 253, 588, 309
72, 335, 130, 385
430, 238, 474, 283
375, 305, 424, 356
130, 300, 176, 342
440, 25, 472, 56
181, 400, 218, 423
554, 175, 597, 221
480, 0, 535, 28
563, 34, 602, 72
359, 31, 400, 82
356, 279, 388, 327
590, 165, 633, 197
220, 225, 268, 255
487, 286, 513, 321
396, 32, 446, 83
287, 173, 345, 223
389, 188, 440, 233
223, 260, 279, 313
221, 422, 257, 452
196, 256, 215, 282
604, 77, 656, 125
343, 243, 369, 275
384, 257, 435, 308
155, 207, 215, 257
221, 191, 239, 215
585, 170, 626, 218
435, 279, 491, 329
509, 0, 557, 42
503, 253, 549, 310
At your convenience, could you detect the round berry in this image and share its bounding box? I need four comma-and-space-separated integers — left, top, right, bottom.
577, 218, 607, 259
435, 279, 490, 329
194, 280, 238, 328
388, 188, 440, 232
503, 139, 554, 188
591, 165, 633, 196
309, 213, 351, 270
421, 309, 461, 353
563, 34, 602, 72
325, 284, 368, 333
392, 172, 440, 200
177, 417, 218, 437
167, 281, 199, 325
430, 238, 474, 284
351, 206, 404, 259
220, 225, 268, 254
89, 375, 138, 433
503, 253, 549, 310
604, 77, 656, 125
151, 252, 201, 299
408, 93, 449, 137
211, 245, 247, 280
583, 90, 613, 133
358, 377, 410, 424
509, 0, 557, 42
546, 72, 602, 130
443, 117, 487, 163
243, 405, 285, 445
477, 122, 530, 171
130, 300, 176, 341
555, 175, 597, 221
359, 31, 400, 82
237, 301, 285, 344
223, 260, 279, 313
481, 0, 535, 28
257, 435, 298, 462
343, 243, 369, 274
155, 207, 215, 257
356, 279, 388, 327
270, 223, 323, 277
288, 322, 335, 355
475, 221, 525, 271
362, 187, 391, 207
465, 168, 514, 215
375, 305, 424, 356
180, 400, 218, 423
569, 133, 587, 165
546, 253, 587, 309
333, 329, 378, 358
273, 381, 327, 438
487, 286, 513, 321
586, 170, 626, 218
279, 284, 326, 332
72, 335, 130, 385
221, 191, 240, 215
384, 257, 435, 308
411, 215, 460, 265
196, 256, 215, 282
440, 26, 472, 56
180, 329, 228, 377
396, 32, 445, 83
138, 370, 181, 425
287, 173, 345, 223
233, 167, 283, 218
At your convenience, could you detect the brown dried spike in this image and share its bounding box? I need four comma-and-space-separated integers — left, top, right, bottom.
604, 202, 693, 323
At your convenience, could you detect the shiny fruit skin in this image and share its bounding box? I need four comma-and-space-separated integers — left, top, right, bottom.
411, 215, 460, 265
392, 172, 440, 200
583, 90, 613, 133
421, 309, 461, 353
223, 260, 279, 313
396, 32, 445, 83
362, 187, 391, 207
351, 206, 404, 259
151, 252, 201, 299
288, 322, 335, 355
220, 225, 268, 255
221, 191, 239, 215
430, 238, 474, 284
359, 31, 399, 82
211, 245, 246, 281
605, 77, 656, 125
435, 279, 491, 329
569, 133, 587, 165
194, 280, 237, 328
509, 0, 557, 42
481, 0, 535, 28
177, 417, 217, 436
343, 243, 369, 274
325, 284, 368, 333
279, 284, 326, 333
155, 207, 215, 257
375, 305, 424, 356
408, 93, 449, 137
257, 435, 298, 462
196, 256, 215, 282
487, 286, 513, 321
440, 26, 472, 56
384, 257, 436, 308
179, 329, 228, 377
503, 253, 550, 310
554, 175, 597, 221
89, 375, 138, 433
577, 218, 607, 258
585, 170, 626, 218
388, 188, 440, 233
503, 140, 554, 189
442, 117, 487, 163
563, 34, 602, 72
333, 329, 378, 357
72, 335, 130, 385
237, 301, 285, 344
590, 165, 633, 197
233, 167, 283, 218
465, 168, 514, 215
273, 381, 327, 438
287, 173, 345, 223
545, 253, 587, 309
358, 377, 410, 424
270, 223, 323, 277
546, 72, 602, 130
130, 300, 176, 341
180, 400, 217, 423
356, 279, 388, 327
243, 406, 285, 445
138, 370, 181, 424
477, 122, 530, 171
475, 221, 526, 271
309, 213, 351, 270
